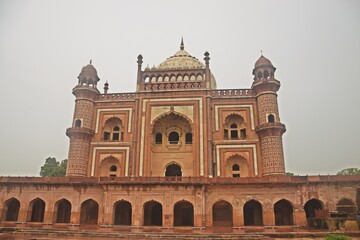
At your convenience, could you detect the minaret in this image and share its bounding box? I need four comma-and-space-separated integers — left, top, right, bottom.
251, 55, 286, 176
65, 61, 100, 176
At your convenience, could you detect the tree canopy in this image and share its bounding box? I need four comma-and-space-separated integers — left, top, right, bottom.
40, 157, 67, 177
336, 168, 360, 176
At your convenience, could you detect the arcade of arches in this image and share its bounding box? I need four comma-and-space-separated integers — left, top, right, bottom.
2, 193, 357, 227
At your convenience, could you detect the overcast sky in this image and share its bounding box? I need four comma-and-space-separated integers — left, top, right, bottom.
0, 0, 359, 176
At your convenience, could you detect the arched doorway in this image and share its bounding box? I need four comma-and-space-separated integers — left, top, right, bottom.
336, 198, 357, 215
274, 199, 293, 225
2, 198, 20, 221
144, 200, 162, 226
114, 200, 132, 225
80, 199, 99, 225
244, 200, 263, 226
28, 198, 45, 222
212, 200, 233, 227
165, 163, 182, 177
304, 199, 323, 218
54, 199, 71, 223
174, 201, 194, 226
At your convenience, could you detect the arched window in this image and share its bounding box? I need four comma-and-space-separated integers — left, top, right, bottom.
155, 133, 162, 144
224, 114, 246, 140
257, 71, 262, 79
103, 118, 124, 141
100, 157, 120, 177
75, 119, 82, 127
268, 114, 275, 123
144, 76, 149, 83
264, 70, 269, 79
185, 133, 192, 144
168, 131, 179, 144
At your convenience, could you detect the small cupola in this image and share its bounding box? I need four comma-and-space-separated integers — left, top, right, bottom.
78, 60, 100, 87
252, 55, 276, 81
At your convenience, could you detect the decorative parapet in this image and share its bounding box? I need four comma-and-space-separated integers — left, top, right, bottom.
212, 89, 254, 98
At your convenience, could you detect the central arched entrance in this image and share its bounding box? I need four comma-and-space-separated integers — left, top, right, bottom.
244, 200, 263, 226
174, 201, 194, 226
165, 163, 182, 177
144, 200, 162, 226
212, 200, 233, 227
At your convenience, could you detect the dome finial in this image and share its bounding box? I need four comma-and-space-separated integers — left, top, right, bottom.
90, 59, 92, 64
180, 37, 184, 50
260, 50, 263, 56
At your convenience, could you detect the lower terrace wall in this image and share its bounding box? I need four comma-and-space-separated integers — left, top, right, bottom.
0, 175, 359, 228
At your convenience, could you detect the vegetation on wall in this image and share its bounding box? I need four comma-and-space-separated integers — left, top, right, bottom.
40, 157, 67, 177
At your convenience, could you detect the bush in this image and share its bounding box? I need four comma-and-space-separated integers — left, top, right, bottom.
325, 234, 351, 240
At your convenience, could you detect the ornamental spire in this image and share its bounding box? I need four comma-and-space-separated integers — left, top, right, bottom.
180, 37, 184, 50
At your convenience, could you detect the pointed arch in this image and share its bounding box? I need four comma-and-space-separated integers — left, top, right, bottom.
143, 200, 162, 226
244, 200, 263, 226
151, 111, 193, 131
2, 197, 20, 221
28, 198, 45, 222
54, 198, 71, 223
80, 199, 99, 225
212, 200, 233, 227
274, 199, 293, 225
174, 200, 194, 226
336, 198, 357, 215
225, 154, 249, 177
304, 198, 323, 218
100, 156, 120, 177
165, 162, 182, 177
113, 200, 132, 225
223, 113, 246, 140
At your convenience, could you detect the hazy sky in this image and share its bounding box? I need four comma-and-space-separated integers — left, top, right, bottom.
0, 0, 359, 176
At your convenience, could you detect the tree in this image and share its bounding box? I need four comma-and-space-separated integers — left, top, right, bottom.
336, 168, 360, 176
285, 172, 294, 176
40, 157, 67, 177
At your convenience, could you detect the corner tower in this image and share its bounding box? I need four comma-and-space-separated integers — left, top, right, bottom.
65, 62, 100, 176
251, 55, 286, 175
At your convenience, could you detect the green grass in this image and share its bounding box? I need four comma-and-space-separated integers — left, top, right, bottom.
325, 234, 351, 240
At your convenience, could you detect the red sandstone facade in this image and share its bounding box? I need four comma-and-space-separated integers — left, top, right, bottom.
0, 41, 359, 229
